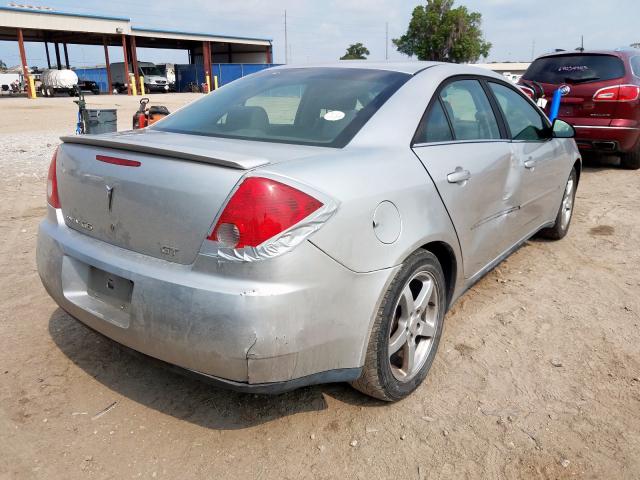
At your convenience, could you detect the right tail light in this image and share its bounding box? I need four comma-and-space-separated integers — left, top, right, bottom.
593, 85, 640, 102
208, 177, 324, 249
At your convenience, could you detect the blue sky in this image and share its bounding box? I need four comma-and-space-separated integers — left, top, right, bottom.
1, 0, 639, 68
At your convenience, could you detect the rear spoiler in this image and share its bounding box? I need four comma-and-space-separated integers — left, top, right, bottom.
60, 133, 269, 170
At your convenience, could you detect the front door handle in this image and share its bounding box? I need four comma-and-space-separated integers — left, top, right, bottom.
524, 158, 537, 169
447, 167, 471, 184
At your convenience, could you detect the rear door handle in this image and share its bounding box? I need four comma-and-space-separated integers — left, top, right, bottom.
524, 159, 537, 169
447, 168, 471, 184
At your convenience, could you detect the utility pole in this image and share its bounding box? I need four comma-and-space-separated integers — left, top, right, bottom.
531, 39, 535, 60
385, 22, 389, 61
284, 10, 288, 64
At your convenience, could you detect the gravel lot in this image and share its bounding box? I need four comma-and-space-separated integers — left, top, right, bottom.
0, 94, 639, 479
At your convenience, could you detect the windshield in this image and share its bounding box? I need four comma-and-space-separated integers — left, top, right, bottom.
523, 54, 625, 84
140, 65, 163, 76
152, 67, 409, 147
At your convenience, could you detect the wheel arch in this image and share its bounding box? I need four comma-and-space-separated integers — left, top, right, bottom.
573, 157, 582, 184
419, 240, 458, 308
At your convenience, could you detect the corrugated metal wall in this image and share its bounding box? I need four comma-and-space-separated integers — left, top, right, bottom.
175, 63, 277, 92
73, 67, 110, 93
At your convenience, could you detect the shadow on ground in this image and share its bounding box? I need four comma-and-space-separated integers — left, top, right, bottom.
48, 308, 384, 430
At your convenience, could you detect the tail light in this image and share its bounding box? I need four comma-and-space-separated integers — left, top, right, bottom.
208, 177, 323, 249
519, 85, 535, 99
47, 147, 61, 208
593, 85, 640, 102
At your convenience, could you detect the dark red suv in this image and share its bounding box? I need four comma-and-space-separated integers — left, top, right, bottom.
519, 49, 640, 169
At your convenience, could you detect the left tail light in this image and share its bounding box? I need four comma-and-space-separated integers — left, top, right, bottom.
519, 85, 535, 99
47, 147, 61, 208
208, 177, 323, 249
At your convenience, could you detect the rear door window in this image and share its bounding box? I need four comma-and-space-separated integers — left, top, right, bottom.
440, 80, 501, 141
523, 54, 625, 84
414, 100, 453, 143
489, 82, 547, 141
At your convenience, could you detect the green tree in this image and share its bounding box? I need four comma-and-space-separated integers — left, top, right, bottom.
631, 43, 640, 49
393, 0, 491, 63
0, 59, 7, 72
340, 42, 370, 60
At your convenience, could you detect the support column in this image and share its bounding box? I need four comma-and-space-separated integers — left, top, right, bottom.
266, 44, 272, 64
63, 43, 70, 69
129, 35, 141, 96
44, 41, 51, 69
17, 28, 35, 99
203, 41, 212, 92
54, 42, 62, 69
121, 34, 131, 95
103, 37, 113, 94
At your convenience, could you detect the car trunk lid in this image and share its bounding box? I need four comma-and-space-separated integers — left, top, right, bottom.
56, 130, 322, 264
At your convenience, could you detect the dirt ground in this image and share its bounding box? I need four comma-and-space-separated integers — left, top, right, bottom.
0, 94, 639, 480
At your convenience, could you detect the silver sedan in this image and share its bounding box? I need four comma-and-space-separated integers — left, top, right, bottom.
37, 62, 580, 400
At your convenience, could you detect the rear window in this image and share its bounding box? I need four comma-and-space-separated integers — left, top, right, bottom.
152, 68, 409, 148
523, 54, 626, 84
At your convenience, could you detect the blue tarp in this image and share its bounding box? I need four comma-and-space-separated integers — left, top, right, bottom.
73, 64, 279, 94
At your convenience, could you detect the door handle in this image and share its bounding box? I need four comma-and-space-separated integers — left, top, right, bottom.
447, 168, 471, 184
524, 159, 537, 169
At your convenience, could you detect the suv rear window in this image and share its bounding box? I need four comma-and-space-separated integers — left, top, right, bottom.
523, 54, 626, 84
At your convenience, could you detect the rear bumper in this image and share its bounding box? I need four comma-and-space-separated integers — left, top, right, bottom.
37, 208, 393, 391
573, 125, 640, 153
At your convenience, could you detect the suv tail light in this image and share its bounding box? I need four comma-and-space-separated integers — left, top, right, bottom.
208, 177, 323, 249
47, 147, 61, 208
593, 84, 640, 102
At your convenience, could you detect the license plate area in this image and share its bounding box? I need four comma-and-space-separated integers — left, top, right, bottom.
61, 256, 133, 328
559, 106, 574, 116
87, 266, 133, 310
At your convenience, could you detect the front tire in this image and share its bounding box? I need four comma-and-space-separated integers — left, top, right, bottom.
539, 167, 577, 240
352, 250, 446, 401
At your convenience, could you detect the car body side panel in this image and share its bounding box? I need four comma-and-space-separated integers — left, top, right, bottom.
260, 145, 464, 290
412, 141, 519, 279
511, 138, 574, 235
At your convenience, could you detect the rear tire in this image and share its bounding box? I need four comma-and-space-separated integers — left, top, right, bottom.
539, 167, 577, 240
352, 250, 446, 401
621, 146, 640, 170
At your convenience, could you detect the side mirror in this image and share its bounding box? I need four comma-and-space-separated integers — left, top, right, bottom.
551, 119, 575, 138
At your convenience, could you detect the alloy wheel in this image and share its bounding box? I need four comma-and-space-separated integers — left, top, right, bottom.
388, 271, 439, 382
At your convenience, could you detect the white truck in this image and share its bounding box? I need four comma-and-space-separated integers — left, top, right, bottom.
40, 69, 78, 96
110, 62, 170, 93
155, 63, 176, 91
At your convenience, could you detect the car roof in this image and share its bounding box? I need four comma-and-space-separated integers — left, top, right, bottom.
270, 61, 505, 79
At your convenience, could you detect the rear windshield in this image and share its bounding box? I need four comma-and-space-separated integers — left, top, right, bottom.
152, 68, 409, 147
523, 54, 625, 84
